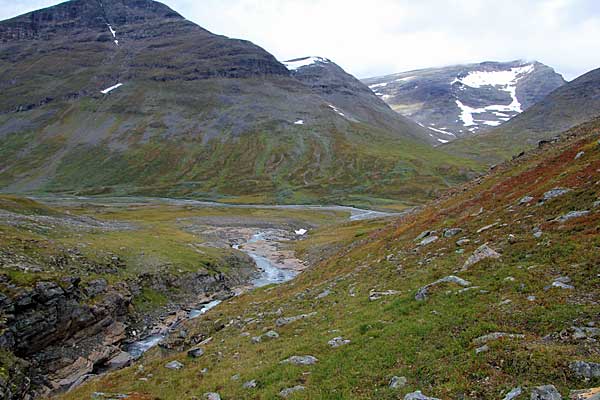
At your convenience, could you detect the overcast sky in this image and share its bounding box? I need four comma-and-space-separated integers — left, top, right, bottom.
1, 0, 599, 80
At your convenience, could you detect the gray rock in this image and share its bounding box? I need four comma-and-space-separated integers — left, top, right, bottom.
265, 330, 280, 339
276, 312, 317, 327
475, 345, 490, 354
243, 379, 258, 389
419, 236, 439, 246
575, 151, 585, 160
204, 393, 221, 400
503, 387, 523, 400
556, 210, 590, 222
444, 228, 463, 237
462, 244, 500, 270
477, 222, 499, 233
570, 388, 600, 399
519, 196, 535, 205
106, 351, 133, 371
415, 231, 434, 241
542, 188, 571, 202
316, 289, 331, 299
389, 376, 407, 389
570, 361, 600, 379
530, 385, 562, 400
187, 347, 205, 358
404, 390, 441, 400
594, 200, 600, 208
328, 337, 351, 348
279, 385, 306, 397
165, 361, 184, 370
369, 290, 400, 301
84, 279, 108, 298
473, 332, 525, 345
415, 275, 471, 301
456, 238, 471, 246
281, 355, 318, 365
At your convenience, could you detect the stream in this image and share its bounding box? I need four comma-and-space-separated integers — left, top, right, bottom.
127, 232, 299, 358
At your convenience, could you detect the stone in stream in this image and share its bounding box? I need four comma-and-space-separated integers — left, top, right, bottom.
570, 361, 600, 379
165, 360, 184, 370
280, 385, 306, 397
530, 385, 562, 400
404, 390, 441, 400
280, 355, 318, 365
389, 376, 408, 389
462, 244, 500, 270
503, 387, 523, 400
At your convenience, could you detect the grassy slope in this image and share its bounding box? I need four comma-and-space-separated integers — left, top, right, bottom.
0, 79, 482, 210
63, 122, 599, 399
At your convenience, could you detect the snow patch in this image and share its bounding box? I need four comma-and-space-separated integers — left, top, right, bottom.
107, 24, 119, 46
428, 125, 456, 137
328, 104, 346, 118
395, 76, 415, 83
283, 56, 330, 71
295, 229, 308, 236
101, 83, 123, 94
368, 82, 389, 90
437, 138, 449, 144
294, 120, 304, 125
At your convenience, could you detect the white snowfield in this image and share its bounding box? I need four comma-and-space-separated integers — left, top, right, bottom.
283, 56, 330, 71
454, 64, 535, 130
100, 83, 123, 94
294, 120, 304, 125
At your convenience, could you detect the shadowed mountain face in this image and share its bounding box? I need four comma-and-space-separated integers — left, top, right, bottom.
363, 60, 566, 141
0, 0, 475, 206
443, 67, 600, 163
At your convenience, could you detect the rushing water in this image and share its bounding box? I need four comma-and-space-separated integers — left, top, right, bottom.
127, 232, 296, 357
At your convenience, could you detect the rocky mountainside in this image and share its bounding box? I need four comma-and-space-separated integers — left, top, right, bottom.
65, 117, 600, 400
444, 66, 600, 163
363, 60, 566, 141
283, 56, 438, 145
0, 0, 475, 207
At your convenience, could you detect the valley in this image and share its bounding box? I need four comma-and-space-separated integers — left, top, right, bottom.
0, 0, 599, 399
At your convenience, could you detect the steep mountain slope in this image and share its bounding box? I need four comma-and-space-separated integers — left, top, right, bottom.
0, 0, 476, 207
363, 61, 566, 140
444, 67, 600, 163
65, 118, 600, 400
283, 56, 441, 145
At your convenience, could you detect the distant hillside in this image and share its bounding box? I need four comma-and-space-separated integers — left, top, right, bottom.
0, 0, 477, 207
444, 67, 600, 163
363, 60, 566, 141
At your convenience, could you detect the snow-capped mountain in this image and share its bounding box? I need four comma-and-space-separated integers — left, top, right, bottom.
362, 61, 566, 142
282, 56, 438, 145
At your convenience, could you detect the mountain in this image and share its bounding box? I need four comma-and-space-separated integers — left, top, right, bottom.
362, 60, 566, 141
444, 66, 600, 163
64, 114, 600, 400
283, 56, 439, 145
0, 0, 475, 207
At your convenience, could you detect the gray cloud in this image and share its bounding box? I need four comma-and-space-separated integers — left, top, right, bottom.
1, 0, 599, 80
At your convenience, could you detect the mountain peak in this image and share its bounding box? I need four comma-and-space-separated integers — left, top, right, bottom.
0, 0, 183, 41
282, 56, 331, 71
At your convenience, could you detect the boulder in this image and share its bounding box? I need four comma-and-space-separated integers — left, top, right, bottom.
462, 244, 500, 270
404, 390, 441, 400
443, 228, 463, 238
531, 385, 562, 400
280, 386, 306, 397
106, 352, 132, 371
369, 290, 400, 301
556, 210, 590, 222
570, 361, 600, 379
503, 387, 523, 400
473, 332, 525, 345
243, 379, 258, 389
542, 188, 571, 202
276, 312, 317, 327
415, 275, 471, 301
328, 337, 351, 348
188, 347, 205, 358
204, 393, 221, 400
570, 387, 600, 400
280, 355, 318, 365
165, 361, 184, 370
389, 376, 407, 389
